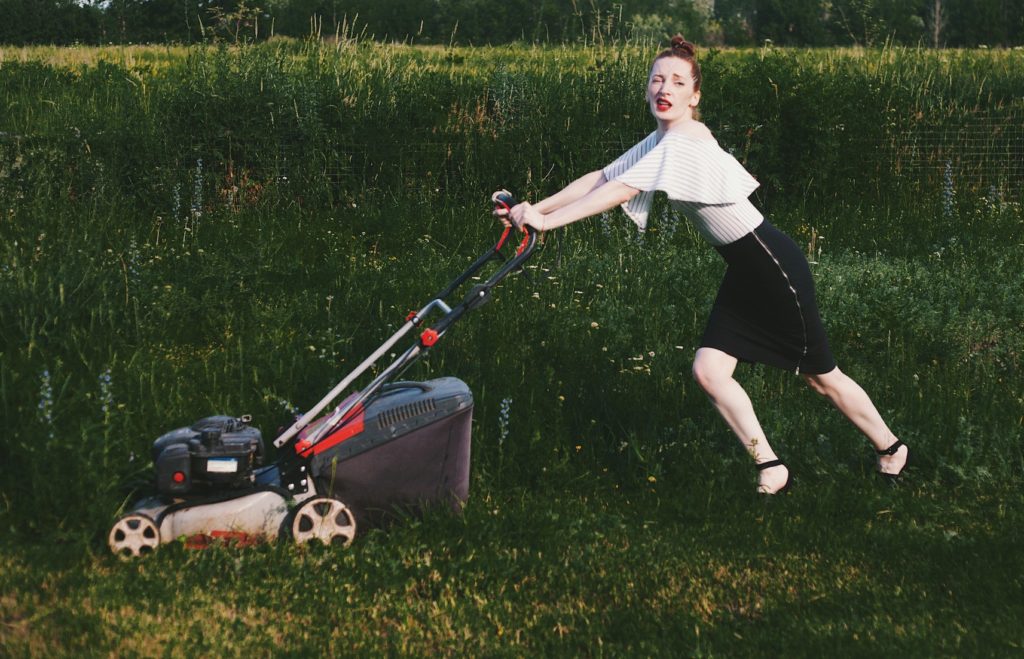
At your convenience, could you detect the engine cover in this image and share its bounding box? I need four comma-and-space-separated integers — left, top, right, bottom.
152, 416, 264, 497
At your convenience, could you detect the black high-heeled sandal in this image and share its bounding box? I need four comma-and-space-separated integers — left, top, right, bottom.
756, 459, 791, 495
877, 439, 910, 480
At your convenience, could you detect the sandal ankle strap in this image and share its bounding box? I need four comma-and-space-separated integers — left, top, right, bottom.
877, 439, 904, 456
756, 459, 786, 471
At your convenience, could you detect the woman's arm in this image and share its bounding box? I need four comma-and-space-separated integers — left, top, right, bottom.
532, 169, 607, 214
512, 179, 640, 231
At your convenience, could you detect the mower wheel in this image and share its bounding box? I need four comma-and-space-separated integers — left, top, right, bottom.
108, 513, 161, 558
291, 497, 357, 548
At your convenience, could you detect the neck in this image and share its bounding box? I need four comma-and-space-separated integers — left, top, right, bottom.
656, 115, 695, 139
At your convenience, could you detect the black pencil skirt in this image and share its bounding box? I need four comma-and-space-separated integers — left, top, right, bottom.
700, 220, 836, 375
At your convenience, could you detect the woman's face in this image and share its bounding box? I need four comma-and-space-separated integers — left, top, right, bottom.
647, 57, 700, 129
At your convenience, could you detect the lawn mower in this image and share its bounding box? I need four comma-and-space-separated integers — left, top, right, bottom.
108, 192, 536, 558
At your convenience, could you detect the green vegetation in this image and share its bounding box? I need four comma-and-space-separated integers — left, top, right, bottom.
1, 41, 1022, 655
5, 0, 1024, 47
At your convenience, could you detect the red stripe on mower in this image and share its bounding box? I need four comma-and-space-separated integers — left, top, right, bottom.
303, 402, 366, 457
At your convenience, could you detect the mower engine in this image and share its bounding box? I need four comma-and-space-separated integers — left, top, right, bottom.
152, 415, 264, 497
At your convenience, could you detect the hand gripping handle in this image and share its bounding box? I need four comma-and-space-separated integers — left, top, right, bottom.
491, 189, 536, 255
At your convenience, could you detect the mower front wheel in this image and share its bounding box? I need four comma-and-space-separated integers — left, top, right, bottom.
108, 513, 161, 559
290, 497, 357, 548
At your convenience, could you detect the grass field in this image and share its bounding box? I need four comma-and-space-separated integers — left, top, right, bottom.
1, 40, 1022, 655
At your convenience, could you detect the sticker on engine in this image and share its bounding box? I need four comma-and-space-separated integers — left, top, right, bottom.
206, 458, 238, 473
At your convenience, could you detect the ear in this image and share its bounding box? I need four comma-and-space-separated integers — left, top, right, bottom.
690, 90, 701, 108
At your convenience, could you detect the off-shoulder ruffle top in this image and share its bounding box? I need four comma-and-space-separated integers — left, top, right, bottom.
602, 131, 764, 246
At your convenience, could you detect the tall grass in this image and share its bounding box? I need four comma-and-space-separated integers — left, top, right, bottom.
0, 40, 1022, 654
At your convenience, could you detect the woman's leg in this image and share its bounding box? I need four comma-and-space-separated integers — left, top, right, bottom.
803, 367, 908, 474
693, 347, 789, 493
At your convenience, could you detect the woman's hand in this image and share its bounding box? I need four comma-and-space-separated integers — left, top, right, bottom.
509, 202, 546, 232
491, 189, 546, 231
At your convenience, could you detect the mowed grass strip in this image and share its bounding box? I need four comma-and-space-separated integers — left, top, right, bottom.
2, 475, 1023, 655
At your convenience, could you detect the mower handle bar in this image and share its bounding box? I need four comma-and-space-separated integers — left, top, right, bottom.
433, 191, 531, 300
273, 193, 537, 449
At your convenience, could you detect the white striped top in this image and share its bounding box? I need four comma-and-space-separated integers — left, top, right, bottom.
602, 131, 764, 246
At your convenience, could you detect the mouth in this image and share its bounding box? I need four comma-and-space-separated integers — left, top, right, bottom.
655, 99, 672, 112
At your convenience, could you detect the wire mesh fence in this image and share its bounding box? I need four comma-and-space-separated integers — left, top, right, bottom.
4, 106, 1022, 219
889, 109, 1024, 202
166, 107, 1024, 207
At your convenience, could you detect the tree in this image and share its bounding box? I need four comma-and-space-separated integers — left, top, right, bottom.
715, 0, 757, 46
203, 0, 264, 42
99, 0, 205, 43
754, 0, 832, 46
0, 0, 102, 44
628, 1, 719, 45
829, 0, 926, 46
925, 0, 946, 47
945, 0, 1016, 47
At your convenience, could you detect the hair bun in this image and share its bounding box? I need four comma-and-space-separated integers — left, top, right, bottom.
670, 34, 696, 57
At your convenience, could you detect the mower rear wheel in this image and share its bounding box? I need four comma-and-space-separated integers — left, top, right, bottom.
108, 514, 161, 558
291, 497, 357, 548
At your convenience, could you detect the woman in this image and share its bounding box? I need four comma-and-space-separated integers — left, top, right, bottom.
494, 36, 910, 494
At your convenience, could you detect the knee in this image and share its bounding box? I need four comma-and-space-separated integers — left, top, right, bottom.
803, 367, 843, 397
803, 374, 830, 396
692, 359, 723, 395
692, 349, 738, 397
